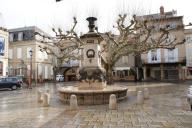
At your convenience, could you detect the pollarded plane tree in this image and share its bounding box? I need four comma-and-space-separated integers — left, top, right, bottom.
96, 14, 187, 84
36, 14, 189, 84
35, 17, 84, 74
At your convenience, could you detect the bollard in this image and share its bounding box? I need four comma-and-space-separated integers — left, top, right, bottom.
109, 94, 117, 110
144, 88, 149, 99
37, 89, 43, 103
43, 93, 50, 107
137, 91, 144, 104
70, 95, 78, 110
46, 88, 50, 93
187, 88, 192, 111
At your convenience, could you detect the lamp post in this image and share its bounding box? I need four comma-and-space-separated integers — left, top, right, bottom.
29, 49, 33, 89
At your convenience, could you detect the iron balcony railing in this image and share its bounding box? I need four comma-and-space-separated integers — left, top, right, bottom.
142, 57, 186, 64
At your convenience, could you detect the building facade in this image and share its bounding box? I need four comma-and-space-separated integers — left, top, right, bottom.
112, 55, 135, 81
8, 26, 55, 82
140, 7, 186, 81
185, 29, 192, 79
0, 27, 9, 76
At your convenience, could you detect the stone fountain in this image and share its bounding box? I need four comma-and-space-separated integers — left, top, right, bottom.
58, 17, 128, 105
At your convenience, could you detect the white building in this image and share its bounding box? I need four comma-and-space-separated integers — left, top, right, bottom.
8, 26, 55, 82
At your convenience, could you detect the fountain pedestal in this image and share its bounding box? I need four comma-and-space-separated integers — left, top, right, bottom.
58, 85, 128, 105
58, 17, 128, 105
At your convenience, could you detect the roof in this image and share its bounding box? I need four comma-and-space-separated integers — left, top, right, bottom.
184, 29, 192, 34
8, 26, 51, 37
0, 27, 8, 32
136, 10, 183, 21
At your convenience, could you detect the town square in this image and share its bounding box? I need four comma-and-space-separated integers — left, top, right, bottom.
0, 0, 192, 127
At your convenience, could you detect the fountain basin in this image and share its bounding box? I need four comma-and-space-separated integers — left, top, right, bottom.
58, 85, 128, 105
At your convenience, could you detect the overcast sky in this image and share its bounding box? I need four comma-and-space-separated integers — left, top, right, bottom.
0, 0, 191, 34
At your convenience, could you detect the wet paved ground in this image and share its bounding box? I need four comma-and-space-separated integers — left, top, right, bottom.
0, 82, 192, 128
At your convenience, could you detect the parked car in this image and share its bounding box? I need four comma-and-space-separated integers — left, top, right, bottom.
56, 75, 64, 82
16, 75, 24, 85
0, 77, 22, 90
187, 86, 192, 110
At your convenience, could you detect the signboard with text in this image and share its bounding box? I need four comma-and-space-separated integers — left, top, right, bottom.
0, 37, 5, 56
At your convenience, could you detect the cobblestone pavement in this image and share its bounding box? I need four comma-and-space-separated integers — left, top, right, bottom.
0, 82, 192, 128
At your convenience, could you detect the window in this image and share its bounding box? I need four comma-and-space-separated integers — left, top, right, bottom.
38, 65, 42, 75
112, 71, 116, 76
8, 49, 13, 59
38, 51, 43, 59
87, 40, 94, 43
122, 56, 128, 64
27, 48, 32, 58
186, 36, 192, 43
50, 66, 53, 75
151, 49, 157, 61
168, 49, 174, 61
9, 33, 13, 42
18, 32, 23, 41
168, 23, 176, 29
44, 52, 48, 59
17, 48, 22, 59
23, 32, 27, 40
124, 70, 128, 76
119, 71, 124, 78
45, 66, 48, 79
188, 69, 192, 76
13, 33, 18, 41
166, 35, 175, 44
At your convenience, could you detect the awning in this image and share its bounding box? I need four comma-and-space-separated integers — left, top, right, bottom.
113, 67, 130, 70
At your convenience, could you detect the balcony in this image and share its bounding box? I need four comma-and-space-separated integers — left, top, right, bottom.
142, 57, 186, 64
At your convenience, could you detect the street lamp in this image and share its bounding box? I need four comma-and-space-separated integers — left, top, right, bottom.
29, 49, 33, 89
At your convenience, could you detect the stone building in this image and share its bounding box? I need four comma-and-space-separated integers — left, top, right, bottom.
8, 26, 55, 82
140, 6, 186, 81
185, 28, 192, 79
0, 27, 9, 76
112, 55, 135, 81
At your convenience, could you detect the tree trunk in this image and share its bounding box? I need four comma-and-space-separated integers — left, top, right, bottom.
107, 64, 113, 85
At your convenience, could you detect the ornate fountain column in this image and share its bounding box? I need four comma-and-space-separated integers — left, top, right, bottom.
58, 17, 128, 105
78, 17, 106, 89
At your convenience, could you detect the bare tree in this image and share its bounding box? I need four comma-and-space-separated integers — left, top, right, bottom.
96, 14, 187, 84
35, 17, 84, 75
36, 13, 190, 84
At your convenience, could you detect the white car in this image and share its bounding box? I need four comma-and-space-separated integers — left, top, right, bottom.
187, 87, 192, 110
56, 75, 64, 82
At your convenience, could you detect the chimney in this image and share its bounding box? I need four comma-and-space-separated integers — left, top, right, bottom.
160, 6, 164, 15
86, 17, 97, 32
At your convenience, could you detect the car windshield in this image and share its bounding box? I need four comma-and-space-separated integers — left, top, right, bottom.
6, 77, 17, 82
16, 76, 23, 81
0, 78, 6, 82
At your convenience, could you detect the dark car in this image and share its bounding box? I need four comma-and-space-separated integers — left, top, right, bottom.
16, 75, 24, 85
0, 77, 22, 90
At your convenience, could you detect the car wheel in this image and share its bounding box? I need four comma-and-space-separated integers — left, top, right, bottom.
11, 85, 17, 90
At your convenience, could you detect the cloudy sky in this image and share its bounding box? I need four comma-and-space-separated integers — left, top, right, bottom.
0, 0, 191, 34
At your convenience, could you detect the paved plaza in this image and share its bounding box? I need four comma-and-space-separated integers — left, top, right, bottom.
0, 82, 192, 128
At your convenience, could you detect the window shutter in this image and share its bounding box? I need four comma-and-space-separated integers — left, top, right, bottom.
147, 51, 151, 63
157, 49, 161, 62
